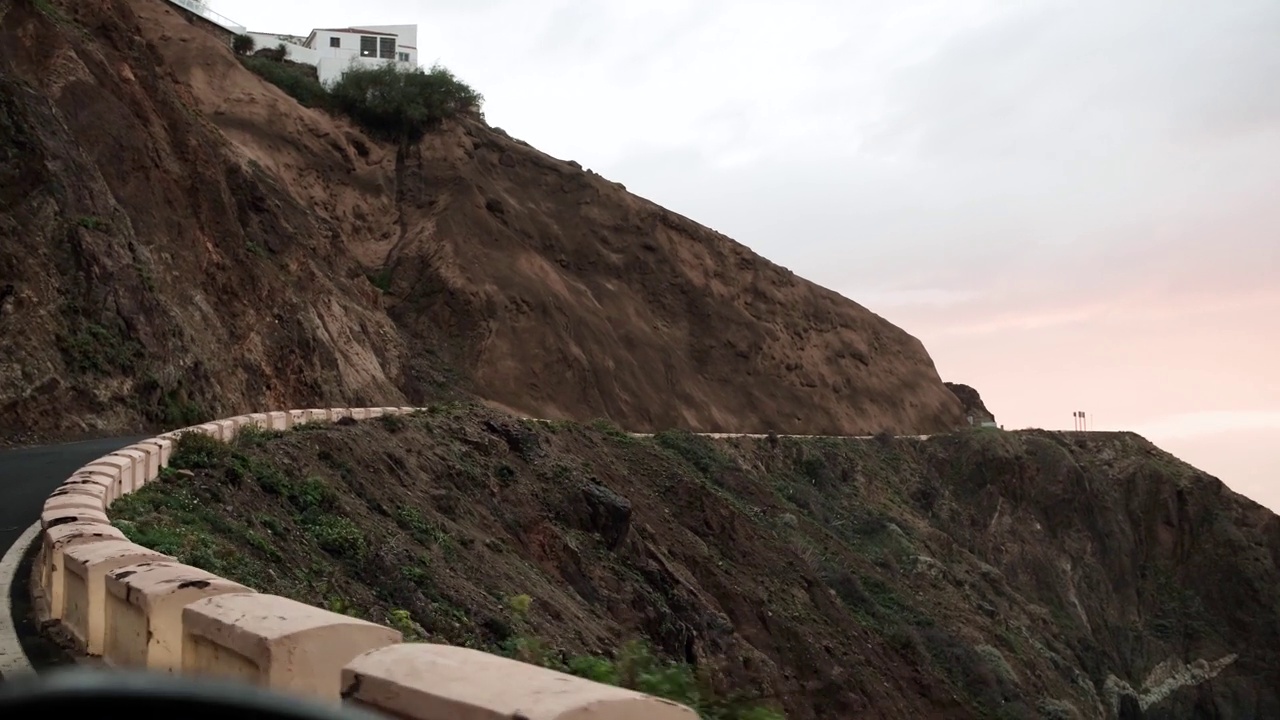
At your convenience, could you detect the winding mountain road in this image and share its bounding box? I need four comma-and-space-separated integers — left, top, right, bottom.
0, 436, 148, 680
0, 437, 148, 554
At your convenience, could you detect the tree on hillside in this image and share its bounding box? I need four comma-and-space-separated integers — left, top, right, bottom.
232, 33, 255, 55
327, 63, 483, 146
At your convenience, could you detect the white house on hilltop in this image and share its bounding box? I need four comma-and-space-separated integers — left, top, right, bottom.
247, 24, 419, 85
159, 0, 419, 85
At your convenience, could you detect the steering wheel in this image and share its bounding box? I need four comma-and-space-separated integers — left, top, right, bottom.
0, 668, 386, 720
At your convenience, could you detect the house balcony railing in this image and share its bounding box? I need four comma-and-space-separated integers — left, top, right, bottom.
166, 0, 247, 34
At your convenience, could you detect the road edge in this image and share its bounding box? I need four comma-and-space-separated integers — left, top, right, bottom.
0, 521, 38, 678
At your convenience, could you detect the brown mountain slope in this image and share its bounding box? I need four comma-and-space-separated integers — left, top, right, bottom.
945, 382, 996, 425
111, 409, 1280, 719
385, 124, 961, 434
0, 0, 962, 442
0, 0, 420, 443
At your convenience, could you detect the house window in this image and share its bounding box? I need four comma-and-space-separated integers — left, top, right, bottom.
360, 35, 377, 57
329, 37, 340, 48
379, 37, 396, 59
397, 52, 409, 62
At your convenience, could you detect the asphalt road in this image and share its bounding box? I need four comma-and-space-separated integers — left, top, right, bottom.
0, 437, 147, 554
0, 436, 147, 679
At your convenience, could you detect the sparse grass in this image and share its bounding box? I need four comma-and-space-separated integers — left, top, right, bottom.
133, 376, 206, 429
495, 633, 785, 719
32, 0, 66, 22
652, 429, 732, 478
303, 512, 365, 557
76, 216, 110, 232
111, 480, 271, 586
58, 318, 142, 375
235, 424, 285, 447
394, 506, 453, 550
134, 260, 156, 293
551, 640, 783, 720
367, 269, 392, 293
1037, 698, 1077, 720
589, 417, 636, 444
976, 644, 1018, 684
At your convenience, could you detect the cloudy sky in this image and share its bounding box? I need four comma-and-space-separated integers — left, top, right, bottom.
211, 0, 1279, 511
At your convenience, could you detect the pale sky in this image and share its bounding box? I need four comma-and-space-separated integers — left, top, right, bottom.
210, 0, 1279, 511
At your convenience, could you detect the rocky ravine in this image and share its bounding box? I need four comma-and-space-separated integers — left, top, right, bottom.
110, 405, 1280, 720
0, 0, 963, 444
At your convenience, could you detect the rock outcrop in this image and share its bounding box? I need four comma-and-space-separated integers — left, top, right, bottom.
946, 382, 997, 426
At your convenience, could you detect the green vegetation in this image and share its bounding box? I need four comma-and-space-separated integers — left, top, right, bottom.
377, 413, 405, 432
498, 629, 780, 719
366, 269, 392, 293
232, 33, 255, 55
328, 63, 483, 144
653, 429, 732, 477
110, 418, 784, 719
32, 0, 65, 22
587, 418, 638, 445
1146, 564, 1215, 641
132, 374, 207, 429
76, 216, 110, 232
238, 53, 482, 144
111, 431, 369, 591
58, 317, 142, 375
239, 56, 328, 108
106, 410, 1212, 719
549, 641, 783, 720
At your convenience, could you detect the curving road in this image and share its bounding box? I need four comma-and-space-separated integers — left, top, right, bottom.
0, 437, 147, 553
0, 436, 147, 680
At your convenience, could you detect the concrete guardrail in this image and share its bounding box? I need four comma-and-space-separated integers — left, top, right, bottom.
30, 407, 699, 719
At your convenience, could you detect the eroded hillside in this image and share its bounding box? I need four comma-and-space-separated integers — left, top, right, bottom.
111, 406, 1280, 720
0, 0, 963, 444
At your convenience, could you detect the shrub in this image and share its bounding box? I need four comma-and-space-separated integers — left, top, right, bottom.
170, 431, 232, 470
653, 430, 732, 478
561, 641, 783, 720
505, 593, 533, 620
58, 320, 141, 375
240, 56, 328, 108
303, 512, 365, 557
328, 63, 483, 144
235, 423, 284, 447
232, 34, 255, 55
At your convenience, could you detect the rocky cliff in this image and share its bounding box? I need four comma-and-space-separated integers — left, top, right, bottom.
0, 0, 963, 443
946, 382, 997, 425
